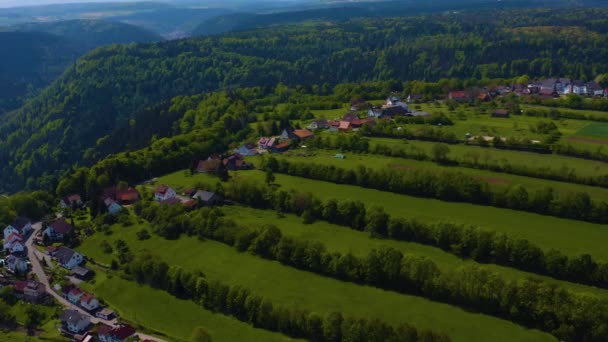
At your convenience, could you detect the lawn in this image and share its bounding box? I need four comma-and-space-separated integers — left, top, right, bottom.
573, 122, 608, 139
368, 137, 608, 178
224, 205, 608, 299
252, 148, 608, 202
78, 224, 555, 342
80, 270, 296, 342
156, 170, 608, 261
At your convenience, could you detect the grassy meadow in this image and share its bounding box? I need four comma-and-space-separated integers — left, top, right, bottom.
156, 170, 608, 261
250, 148, 608, 202
79, 271, 296, 342
368, 137, 608, 177
77, 222, 555, 342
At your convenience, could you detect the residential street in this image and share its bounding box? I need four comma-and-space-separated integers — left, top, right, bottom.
25, 222, 166, 342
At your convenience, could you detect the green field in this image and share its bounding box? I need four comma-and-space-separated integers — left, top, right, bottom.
79, 270, 296, 342
368, 137, 608, 177
77, 223, 555, 342
253, 148, 608, 202
157, 170, 608, 261
574, 122, 608, 139
225, 205, 608, 299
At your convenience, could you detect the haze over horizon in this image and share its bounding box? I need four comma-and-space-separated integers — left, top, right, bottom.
0, 0, 308, 9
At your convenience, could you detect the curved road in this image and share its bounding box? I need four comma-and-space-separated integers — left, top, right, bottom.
26, 222, 165, 342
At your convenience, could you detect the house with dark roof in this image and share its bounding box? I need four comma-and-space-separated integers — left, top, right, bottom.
154, 185, 176, 202
24, 280, 46, 303
60, 194, 83, 209
193, 191, 222, 206
5, 255, 28, 274
342, 113, 359, 122
196, 159, 222, 174
98, 323, 136, 342
223, 154, 252, 171
4, 216, 32, 239
492, 109, 510, 118
381, 106, 409, 118
72, 266, 92, 280
61, 309, 90, 334
43, 218, 73, 242
53, 246, 84, 270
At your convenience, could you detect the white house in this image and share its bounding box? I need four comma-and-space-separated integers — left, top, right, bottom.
43, 218, 73, 242
5, 255, 28, 274
154, 185, 176, 202
3, 232, 23, 253
80, 293, 99, 311
67, 287, 84, 304
4, 216, 32, 239
104, 198, 122, 215
53, 246, 84, 270
61, 309, 90, 334
385, 96, 409, 110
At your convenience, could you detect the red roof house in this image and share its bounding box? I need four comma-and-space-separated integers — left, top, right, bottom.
293, 129, 314, 140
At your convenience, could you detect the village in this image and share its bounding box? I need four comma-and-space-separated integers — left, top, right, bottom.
1, 189, 163, 342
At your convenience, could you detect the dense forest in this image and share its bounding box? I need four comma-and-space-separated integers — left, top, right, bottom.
2, 8, 608, 193
0, 20, 161, 115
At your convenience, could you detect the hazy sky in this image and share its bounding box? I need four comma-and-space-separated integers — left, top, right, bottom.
0, 0, 158, 8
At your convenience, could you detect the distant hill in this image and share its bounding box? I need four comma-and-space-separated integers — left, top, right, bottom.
10, 19, 161, 49
0, 31, 80, 115
0, 19, 162, 115
193, 7, 370, 36
192, 0, 608, 36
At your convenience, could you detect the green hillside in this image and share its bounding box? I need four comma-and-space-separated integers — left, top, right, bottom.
3, 8, 608, 193
0, 20, 161, 115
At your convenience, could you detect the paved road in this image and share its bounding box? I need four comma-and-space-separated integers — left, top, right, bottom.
25, 222, 165, 342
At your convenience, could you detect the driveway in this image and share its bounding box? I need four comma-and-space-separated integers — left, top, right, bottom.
25, 222, 165, 342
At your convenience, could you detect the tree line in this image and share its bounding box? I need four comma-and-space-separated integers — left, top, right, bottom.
308, 134, 608, 190
131, 198, 608, 342
125, 253, 449, 342
261, 157, 608, 224
203, 178, 608, 289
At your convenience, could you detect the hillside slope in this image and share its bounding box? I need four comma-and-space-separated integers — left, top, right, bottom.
0, 20, 162, 115
1, 8, 608, 192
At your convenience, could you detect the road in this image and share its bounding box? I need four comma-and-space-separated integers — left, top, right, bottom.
25, 222, 166, 342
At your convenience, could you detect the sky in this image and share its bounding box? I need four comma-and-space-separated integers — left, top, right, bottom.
0, 0, 139, 7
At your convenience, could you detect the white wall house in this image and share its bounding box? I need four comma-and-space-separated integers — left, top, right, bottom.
154, 185, 177, 202
54, 247, 84, 270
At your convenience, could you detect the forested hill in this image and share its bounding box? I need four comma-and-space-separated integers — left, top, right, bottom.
0, 31, 80, 115
9, 20, 162, 50
0, 20, 162, 115
2, 8, 608, 193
